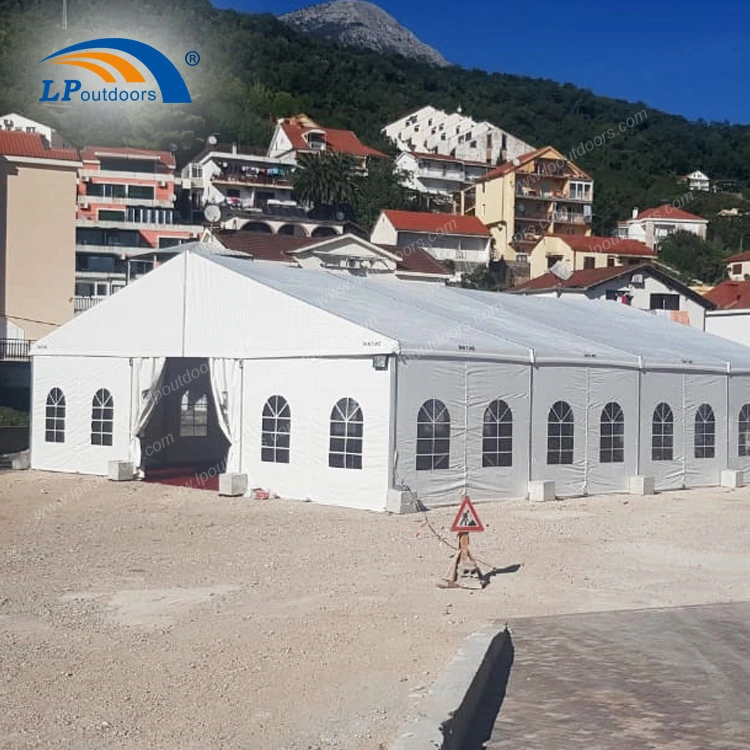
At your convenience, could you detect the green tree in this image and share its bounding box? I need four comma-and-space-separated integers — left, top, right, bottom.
657, 231, 728, 284
292, 151, 359, 217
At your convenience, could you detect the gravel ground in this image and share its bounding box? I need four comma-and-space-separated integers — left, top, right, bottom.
1, 471, 750, 749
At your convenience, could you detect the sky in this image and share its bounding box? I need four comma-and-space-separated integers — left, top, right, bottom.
214, 0, 750, 124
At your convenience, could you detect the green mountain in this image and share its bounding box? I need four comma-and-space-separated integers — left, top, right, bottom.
2, 0, 750, 234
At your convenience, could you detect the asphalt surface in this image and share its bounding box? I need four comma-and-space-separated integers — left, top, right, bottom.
485, 602, 750, 749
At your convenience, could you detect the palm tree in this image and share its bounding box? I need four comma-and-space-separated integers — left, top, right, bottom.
292, 151, 360, 217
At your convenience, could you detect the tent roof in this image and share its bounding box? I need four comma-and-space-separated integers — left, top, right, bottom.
207, 255, 750, 370
34, 250, 750, 371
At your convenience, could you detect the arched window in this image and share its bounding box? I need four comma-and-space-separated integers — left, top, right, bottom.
91, 389, 114, 446
45, 388, 65, 444
180, 390, 208, 437
694, 404, 716, 459
739, 404, 750, 457
261, 396, 291, 463
482, 399, 512, 467
417, 399, 451, 471
652, 403, 674, 461
329, 398, 363, 469
600, 402, 625, 464
547, 401, 574, 465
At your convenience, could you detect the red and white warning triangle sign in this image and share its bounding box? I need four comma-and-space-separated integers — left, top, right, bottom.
451, 495, 484, 533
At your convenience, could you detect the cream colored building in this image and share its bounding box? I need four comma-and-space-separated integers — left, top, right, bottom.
726, 250, 750, 281
527, 235, 656, 281
461, 146, 594, 262
616, 204, 708, 250
0, 131, 80, 341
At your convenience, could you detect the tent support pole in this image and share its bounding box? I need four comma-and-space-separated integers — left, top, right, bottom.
635, 361, 642, 476
527, 353, 535, 489
726, 363, 731, 470
239, 360, 244, 474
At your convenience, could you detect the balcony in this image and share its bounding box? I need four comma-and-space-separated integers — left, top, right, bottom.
516, 186, 557, 200
73, 296, 105, 313
554, 213, 587, 225
557, 193, 593, 204
211, 171, 293, 189
0, 338, 33, 361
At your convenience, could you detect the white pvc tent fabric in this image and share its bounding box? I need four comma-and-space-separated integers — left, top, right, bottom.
29, 251, 750, 509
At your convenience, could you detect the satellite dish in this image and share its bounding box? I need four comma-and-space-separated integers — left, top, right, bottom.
203, 204, 222, 223
335, 210, 345, 221
207, 135, 218, 146
549, 260, 573, 281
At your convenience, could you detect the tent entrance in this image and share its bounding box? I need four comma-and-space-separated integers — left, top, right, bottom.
140, 357, 230, 490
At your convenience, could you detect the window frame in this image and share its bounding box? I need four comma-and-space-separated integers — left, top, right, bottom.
416, 399, 451, 471
91, 388, 114, 446
180, 390, 208, 438
694, 403, 716, 459
482, 399, 513, 468
45, 388, 66, 444
739, 404, 750, 457
261, 395, 291, 464
600, 402, 625, 464
547, 400, 574, 465
329, 398, 364, 470
652, 402, 674, 461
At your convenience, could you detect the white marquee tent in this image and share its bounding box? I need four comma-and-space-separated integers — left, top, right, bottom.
31, 248, 750, 511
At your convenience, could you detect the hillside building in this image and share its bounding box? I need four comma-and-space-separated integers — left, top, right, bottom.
383, 106, 533, 165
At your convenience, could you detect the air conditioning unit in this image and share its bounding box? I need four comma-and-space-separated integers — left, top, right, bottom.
631, 274, 644, 285
80, 201, 89, 209
346, 257, 362, 270
158, 180, 167, 187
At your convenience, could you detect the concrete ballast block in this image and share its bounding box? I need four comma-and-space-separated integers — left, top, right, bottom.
108, 460, 135, 481
529, 480, 555, 502
386, 489, 420, 514
219, 473, 248, 497
629, 475, 655, 495
721, 469, 744, 489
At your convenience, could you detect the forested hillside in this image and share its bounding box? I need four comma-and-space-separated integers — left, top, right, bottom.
2, 0, 750, 232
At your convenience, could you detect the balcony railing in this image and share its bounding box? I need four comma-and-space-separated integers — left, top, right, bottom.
73, 296, 104, 313
0, 338, 33, 360
554, 214, 587, 225
211, 171, 293, 188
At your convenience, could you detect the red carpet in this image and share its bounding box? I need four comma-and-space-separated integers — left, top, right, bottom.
144, 465, 221, 492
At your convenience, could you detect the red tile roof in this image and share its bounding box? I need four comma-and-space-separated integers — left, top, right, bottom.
550, 234, 657, 257
633, 204, 706, 222
0, 130, 79, 162
280, 122, 387, 159
373, 244, 451, 276
516, 264, 647, 291
704, 280, 750, 310
81, 146, 175, 169
477, 147, 548, 182
382, 210, 490, 237
726, 250, 750, 264
514, 263, 714, 309
213, 231, 317, 260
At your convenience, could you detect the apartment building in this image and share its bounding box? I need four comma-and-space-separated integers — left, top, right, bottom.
383, 106, 534, 166
370, 209, 492, 271
267, 114, 387, 168
461, 146, 594, 261
0, 131, 80, 341
395, 151, 491, 198
75, 146, 200, 311
182, 143, 295, 219
616, 205, 708, 250
527, 234, 657, 280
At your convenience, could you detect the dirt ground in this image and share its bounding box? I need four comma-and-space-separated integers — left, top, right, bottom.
1, 471, 750, 750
